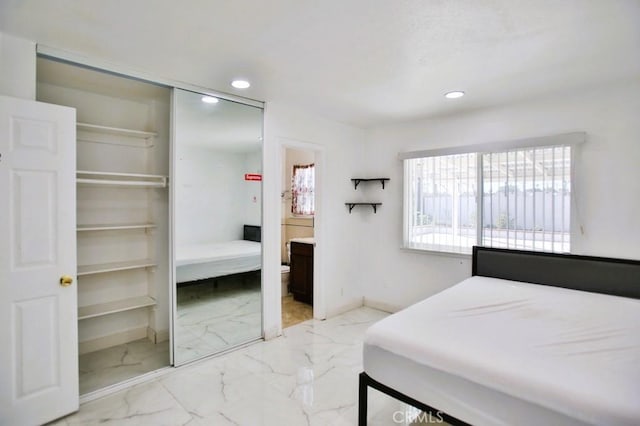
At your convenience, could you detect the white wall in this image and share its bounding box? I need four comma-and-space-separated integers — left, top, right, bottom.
0, 33, 35, 99
175, 146, 253, 245
263, 101, 366, 338
362, 78, 640, 311
243, 149, 262, 227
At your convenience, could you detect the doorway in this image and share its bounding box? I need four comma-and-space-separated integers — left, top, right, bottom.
279, 144, 321, 328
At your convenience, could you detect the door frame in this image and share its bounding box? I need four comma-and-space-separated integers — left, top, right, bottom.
277, 138, 326, 322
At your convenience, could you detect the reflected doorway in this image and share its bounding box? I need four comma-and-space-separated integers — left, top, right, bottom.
280, 147, 315, 328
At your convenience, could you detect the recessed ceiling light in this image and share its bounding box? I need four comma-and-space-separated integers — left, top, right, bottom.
201, 96, 219, 104
231, 80, 251, 89
445, 91, 465, 99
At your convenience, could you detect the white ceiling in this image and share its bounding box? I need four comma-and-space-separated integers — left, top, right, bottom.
1, 0, 639, 127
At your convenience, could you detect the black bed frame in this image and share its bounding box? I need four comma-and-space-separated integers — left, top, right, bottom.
358, 246, 640, 425
177, 225, 261, 288
243, 224, 261, 242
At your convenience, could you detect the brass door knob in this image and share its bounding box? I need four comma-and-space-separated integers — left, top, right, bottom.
60, 275, 73, 287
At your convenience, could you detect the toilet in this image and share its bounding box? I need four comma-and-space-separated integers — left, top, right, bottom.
281, 241, 291, 296
281, 264, 290, 296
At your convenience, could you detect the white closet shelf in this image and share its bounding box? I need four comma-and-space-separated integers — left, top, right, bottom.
76, 170, 168, 188
77, 259, 157, 276
77, 122, 157, 148
77, 223, 156, 232
78, 295, 157, 320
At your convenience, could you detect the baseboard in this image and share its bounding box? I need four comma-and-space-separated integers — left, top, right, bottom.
363, 298, 402, 313
325, 297, 364, 318
156, 329, 170, 343
146, 326, 170, 344
79, 326, 148, 355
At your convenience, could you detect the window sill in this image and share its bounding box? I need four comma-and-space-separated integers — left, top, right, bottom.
400, 246, 472, 259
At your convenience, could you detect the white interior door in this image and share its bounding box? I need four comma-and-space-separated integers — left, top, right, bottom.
0, 95, 78, 425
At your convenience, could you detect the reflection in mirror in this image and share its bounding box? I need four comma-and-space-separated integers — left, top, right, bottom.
173, 89, 263, 365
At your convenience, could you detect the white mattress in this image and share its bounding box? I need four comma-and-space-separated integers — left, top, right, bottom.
176, 240, 261, 283
363, 276, 640, 426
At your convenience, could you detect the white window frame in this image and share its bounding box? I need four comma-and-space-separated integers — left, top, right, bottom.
400, 132, 585, 255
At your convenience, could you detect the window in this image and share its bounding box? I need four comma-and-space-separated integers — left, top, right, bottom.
291, 163, 315, 215
404, 153, 478, 253
403, 135, 580, 254
481, 146, 571, 253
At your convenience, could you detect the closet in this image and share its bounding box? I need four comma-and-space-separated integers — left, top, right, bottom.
2, 50, 265, 424
36, 57, 171, 395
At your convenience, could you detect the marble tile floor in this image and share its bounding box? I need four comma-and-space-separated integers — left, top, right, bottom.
79, 338, 170, 395
81, 275, 262, 394
175, 275, 262, 364
282, 294, 313, 328
54, 307, 441, 426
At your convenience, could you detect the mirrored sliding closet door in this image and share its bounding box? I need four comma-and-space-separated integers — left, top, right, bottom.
173, 88, 263, 365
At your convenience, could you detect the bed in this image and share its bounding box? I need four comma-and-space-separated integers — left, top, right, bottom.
176, 225, 261, 284
359, 246, 640, 426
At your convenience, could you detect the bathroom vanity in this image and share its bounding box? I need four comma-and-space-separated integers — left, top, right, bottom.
289, 238, 314, 305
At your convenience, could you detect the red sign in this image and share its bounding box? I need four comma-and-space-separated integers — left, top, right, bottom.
244, 173, 262, 181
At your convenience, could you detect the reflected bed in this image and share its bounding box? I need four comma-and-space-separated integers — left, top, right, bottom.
176, 225, 261, 284
359, 246, 640, 426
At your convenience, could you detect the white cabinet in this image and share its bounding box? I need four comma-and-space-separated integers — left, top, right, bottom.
37, 56, 171, 394
75, 123, 168, 354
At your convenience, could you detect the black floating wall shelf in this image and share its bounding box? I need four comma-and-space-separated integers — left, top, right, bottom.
351, 178, 390, 190
345, 203, 382, 214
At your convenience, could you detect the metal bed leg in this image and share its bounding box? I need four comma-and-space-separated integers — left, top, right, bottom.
358, 372, 368, 426
358, 371, 470, 426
